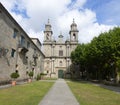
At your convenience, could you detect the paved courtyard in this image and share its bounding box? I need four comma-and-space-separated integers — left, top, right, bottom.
38, 79, 80, 105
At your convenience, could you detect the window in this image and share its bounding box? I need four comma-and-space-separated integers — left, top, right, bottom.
73, 33, 76, 40
32, 68, 34, 71
11, 49, 16, 57
13, 29, 18, 38
15, 70, 18, 73
27, 42, 30, 48
0, 48, 2, 57
59, 61, 62, 66
34, 49, 36, 53
20, 36, 25, 46
59, 50, 63, 56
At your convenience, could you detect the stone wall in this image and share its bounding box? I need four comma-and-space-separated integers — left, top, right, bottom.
0, 4, 44, 82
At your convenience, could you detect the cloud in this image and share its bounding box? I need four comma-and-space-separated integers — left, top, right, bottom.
84, 0, 120, 25
0, 0, 15, 10
0, 0, 116, 44
72, 0, 87, 9
28, 29, 44, 43
79, 23, 114, 43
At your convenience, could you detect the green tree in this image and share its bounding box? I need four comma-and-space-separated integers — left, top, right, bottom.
71, 27, 120, 82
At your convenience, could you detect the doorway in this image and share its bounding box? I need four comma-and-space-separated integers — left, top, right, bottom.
58, 70, 64, 78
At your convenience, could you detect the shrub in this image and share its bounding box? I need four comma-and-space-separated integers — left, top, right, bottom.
36, 74, 41, 80
40, 73, 47, 76
28, 71, 34, 78
10, 72, 19, 80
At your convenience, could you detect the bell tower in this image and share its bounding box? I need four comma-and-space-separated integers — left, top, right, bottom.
69, 19, 79, 43
44, 19, 53, 42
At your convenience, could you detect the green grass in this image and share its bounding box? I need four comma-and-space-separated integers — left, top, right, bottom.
43, 77, 58, 80
67, 80, 120, 105
0, 81, 54, 105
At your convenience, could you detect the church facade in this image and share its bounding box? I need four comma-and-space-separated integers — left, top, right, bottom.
0, 3, 79, 83
43, 19, 79, 78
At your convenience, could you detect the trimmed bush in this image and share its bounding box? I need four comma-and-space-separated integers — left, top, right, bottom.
28, 71, 34, 79
10, 72, 19, 80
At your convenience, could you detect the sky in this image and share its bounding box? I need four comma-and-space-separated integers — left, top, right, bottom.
0, 0, 120, 44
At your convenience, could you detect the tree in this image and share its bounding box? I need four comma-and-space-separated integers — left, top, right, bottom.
71, 27, 120, 82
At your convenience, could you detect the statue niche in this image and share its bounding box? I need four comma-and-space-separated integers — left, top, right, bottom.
46, 33, 49, 40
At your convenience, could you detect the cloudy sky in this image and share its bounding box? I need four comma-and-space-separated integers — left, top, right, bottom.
0, 0, 120, 43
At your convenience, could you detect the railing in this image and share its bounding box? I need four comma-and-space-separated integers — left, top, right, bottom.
18, 43, 28, 53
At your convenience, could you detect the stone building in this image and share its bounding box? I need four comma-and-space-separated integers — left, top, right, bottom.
0, 3, 44, 83
0, 3, 79, 83
43, 19, 79, 78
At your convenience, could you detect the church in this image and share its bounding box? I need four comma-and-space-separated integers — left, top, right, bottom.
0, 3, 79, 83
43, 19, 79, 78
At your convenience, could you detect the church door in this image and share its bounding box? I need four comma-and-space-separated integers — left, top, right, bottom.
58, 70, 63, 78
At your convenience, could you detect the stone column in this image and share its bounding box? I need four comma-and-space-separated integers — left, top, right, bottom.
51, 45, 52, 56
51, 58, 55, 73
53, 45, 55, 56
68, 45, 69, 57
51, 58, 56, 78
53, 59, 54, 73
66, 58, 67, 70
51, 60, 53, 73
68, 59, 70, 72
66, 45, 67, 57
67, 58, 70, 72
51, 45, 55, 57
67, 45, 70, 57
50, 58, 52, 73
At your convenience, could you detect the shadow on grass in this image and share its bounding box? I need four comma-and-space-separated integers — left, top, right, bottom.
66, 79, 120, 94
65, 78, 89, 84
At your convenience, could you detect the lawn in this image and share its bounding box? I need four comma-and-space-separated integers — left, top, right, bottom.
0, 81, 54, 105
67, 80, 120, 105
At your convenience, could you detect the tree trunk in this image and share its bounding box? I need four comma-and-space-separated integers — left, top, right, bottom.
115, 67, 119, 83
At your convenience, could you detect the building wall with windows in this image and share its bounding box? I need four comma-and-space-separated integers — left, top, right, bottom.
0, 3, 44, 82
0, 3, 79, 81
43, 19, 79, 78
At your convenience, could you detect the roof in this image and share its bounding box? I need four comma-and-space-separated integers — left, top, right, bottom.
31, 38, 42, 45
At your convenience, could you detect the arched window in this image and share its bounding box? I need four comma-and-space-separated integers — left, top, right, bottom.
59, 61, 62, 66
73, 33, 76, 40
